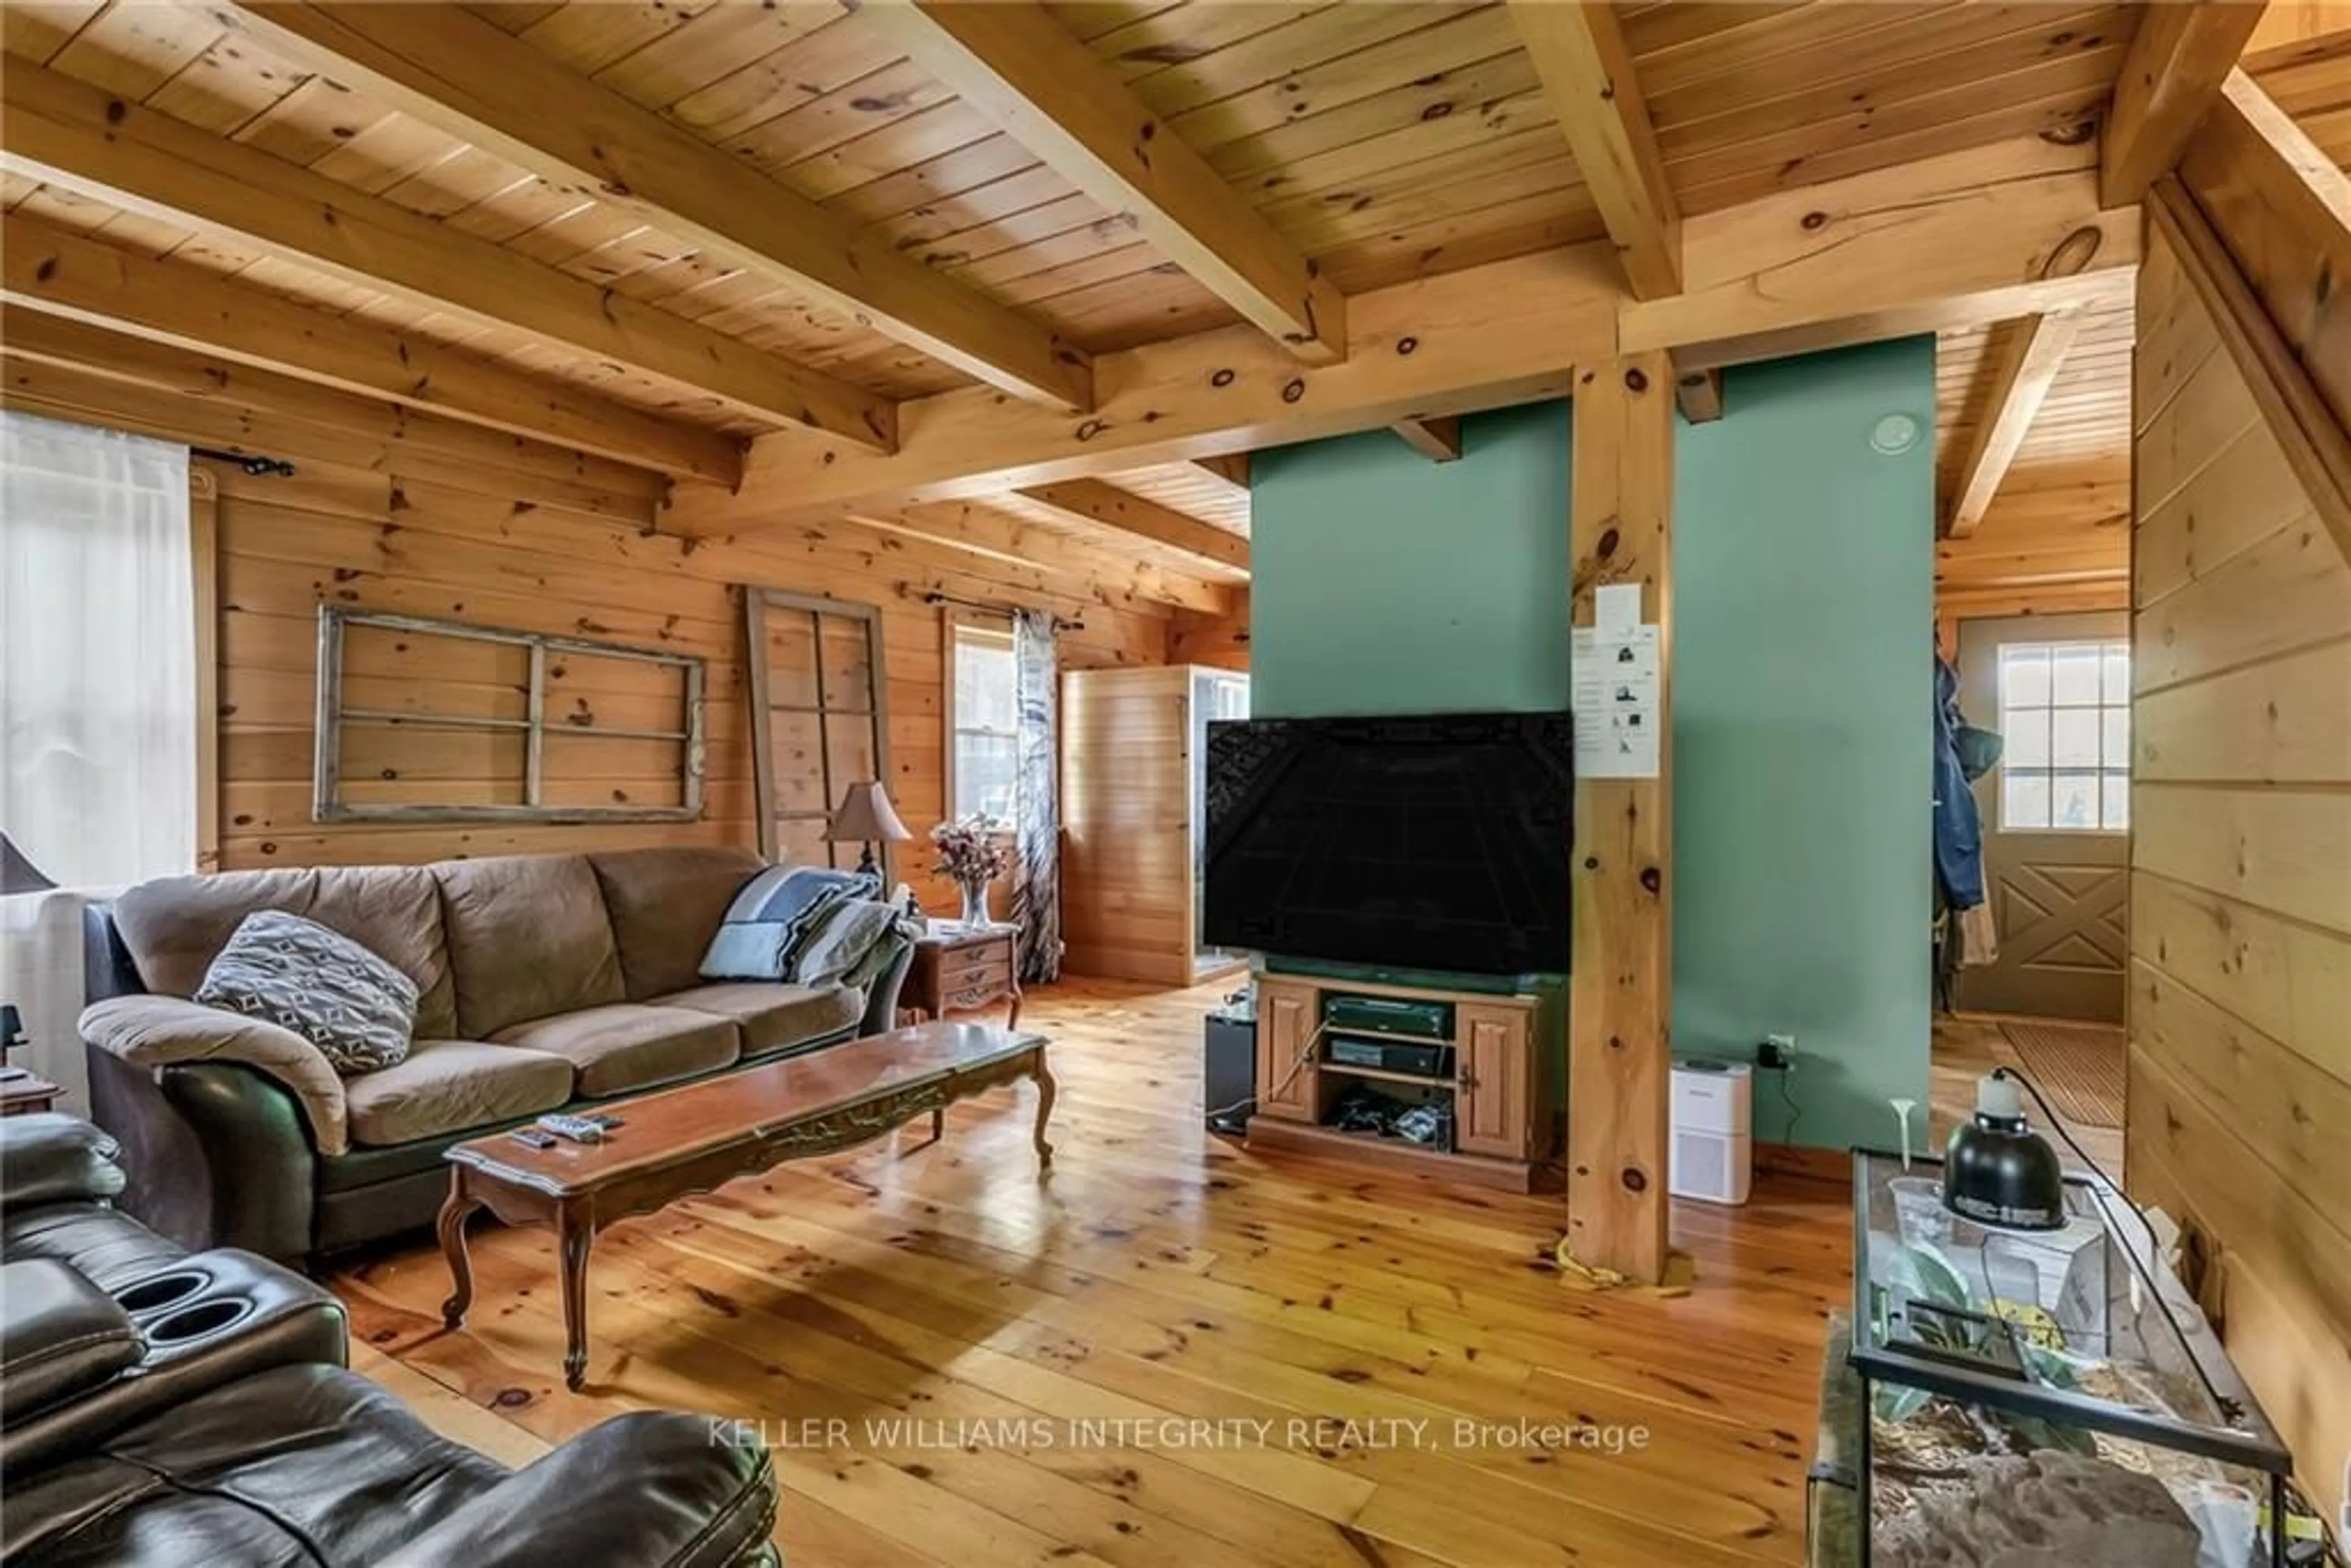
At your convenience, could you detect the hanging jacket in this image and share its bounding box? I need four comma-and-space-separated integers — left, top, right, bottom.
1932, 656, 1987, 911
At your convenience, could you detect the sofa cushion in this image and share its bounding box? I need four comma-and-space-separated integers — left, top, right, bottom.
433, 857, 625, 1039
342, 1039, 575, 1148
653, 983, 865, 1057
588, 846, 765, 1001
110, 866, 456, 1039
489, 1005, 737, 1099
195, 911, 419, 1075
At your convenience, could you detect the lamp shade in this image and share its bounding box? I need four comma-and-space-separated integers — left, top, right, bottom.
1, 833, 56, 896
824, 781, 911, 844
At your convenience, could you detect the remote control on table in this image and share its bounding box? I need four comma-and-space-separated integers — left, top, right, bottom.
535, 1113, 609, 1144
511, 1129, 557, 1150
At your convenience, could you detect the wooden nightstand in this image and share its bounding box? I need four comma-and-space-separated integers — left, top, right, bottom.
904, 921, 1021, 1028
0, 1068, 63, 1117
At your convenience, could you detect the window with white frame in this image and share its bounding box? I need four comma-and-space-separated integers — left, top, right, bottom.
949, 619, 1018, 829
1997, 640, 2130, 831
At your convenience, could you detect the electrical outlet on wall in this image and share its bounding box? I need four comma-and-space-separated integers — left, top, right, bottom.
1758, 1034, 1799, 1072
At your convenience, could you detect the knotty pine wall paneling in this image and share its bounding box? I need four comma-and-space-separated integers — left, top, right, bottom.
2128, 216, 2351, 1528
1167, 590, 1250, 672
2, 363, 1171, 905
206, 459, 1169, 902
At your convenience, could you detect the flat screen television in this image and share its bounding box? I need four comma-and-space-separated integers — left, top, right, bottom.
1202, 710, 1573, 977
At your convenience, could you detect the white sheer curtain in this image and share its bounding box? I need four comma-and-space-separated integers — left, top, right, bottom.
1, 411, 195, 1106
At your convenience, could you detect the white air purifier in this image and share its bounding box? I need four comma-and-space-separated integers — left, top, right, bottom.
1670, 1059, 1753, 1206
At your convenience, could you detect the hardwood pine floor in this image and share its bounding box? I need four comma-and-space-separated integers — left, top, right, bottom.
335, 978, 1854, 1567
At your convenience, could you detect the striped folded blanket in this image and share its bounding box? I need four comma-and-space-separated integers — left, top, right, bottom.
699, 864, 880, 982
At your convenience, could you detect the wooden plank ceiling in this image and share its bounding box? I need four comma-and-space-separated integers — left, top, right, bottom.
1937, 9, 2351, 620
0, 0, 2186, 612
2248, 4, 2351, 173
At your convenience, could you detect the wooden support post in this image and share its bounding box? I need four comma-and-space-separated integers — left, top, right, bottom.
1567, 351, 1674, 1284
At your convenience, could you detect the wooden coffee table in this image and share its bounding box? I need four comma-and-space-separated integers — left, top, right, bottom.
437, 1019, 1053, 1390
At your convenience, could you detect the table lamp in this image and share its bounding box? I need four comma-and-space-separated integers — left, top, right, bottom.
1, 831, 54, 897
824, 781, 911, 876
1, 831, 55, 1073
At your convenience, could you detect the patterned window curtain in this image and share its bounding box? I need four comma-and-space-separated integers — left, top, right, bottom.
1008, 609, 1062, 985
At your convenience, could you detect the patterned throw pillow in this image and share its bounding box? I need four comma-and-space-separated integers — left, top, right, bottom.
699, 865, 881, 982
194, 910, 419, 1076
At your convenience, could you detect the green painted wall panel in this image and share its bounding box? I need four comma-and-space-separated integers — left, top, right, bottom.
1246, 341, 1935, 1150
1250, 403, 1572, 719
1671, 339, 1935, 1148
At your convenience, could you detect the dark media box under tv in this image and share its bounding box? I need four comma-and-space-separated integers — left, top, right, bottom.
1322, 993, 1452, 1039
1201, 710, 1573, 978
1327, 1035, 1450, 1079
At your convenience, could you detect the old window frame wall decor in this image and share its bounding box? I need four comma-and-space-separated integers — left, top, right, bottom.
743, 587, 893, 874
311, 606, 706, 823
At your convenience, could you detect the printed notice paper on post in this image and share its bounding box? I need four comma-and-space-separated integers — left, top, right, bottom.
1594, 582, 1643, 636
1572, 623, 1660, 778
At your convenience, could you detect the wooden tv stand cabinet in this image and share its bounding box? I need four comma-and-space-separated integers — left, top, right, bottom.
1248, 972, 1562, 1193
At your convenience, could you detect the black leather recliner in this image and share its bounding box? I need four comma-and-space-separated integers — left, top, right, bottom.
0, 1115, 782, 1566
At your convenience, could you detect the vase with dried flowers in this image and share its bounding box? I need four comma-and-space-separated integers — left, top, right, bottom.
931, 814, 1011, 926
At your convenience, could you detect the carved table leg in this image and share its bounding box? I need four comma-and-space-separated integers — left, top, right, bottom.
555, 1201, 596, 1392
1005, 970, 1022, 1030
1030, 1047, 1056, 1169
437, 1171, 484, 1330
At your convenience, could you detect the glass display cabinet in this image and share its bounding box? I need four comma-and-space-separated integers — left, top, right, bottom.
1851, 1148, 2293, 1567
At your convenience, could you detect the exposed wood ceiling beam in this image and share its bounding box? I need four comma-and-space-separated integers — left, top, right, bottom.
1510, 1, 1682, 299
1389, 416, 1464, 462
1672, 367, 1724, 424
0, 310, 662, 524
2102, 0, 2272, 205
1187, 452, 1252, 502
858, 1, 1346, 365
0, 213, 741, 488
2182, 72, 2351, 454
2242, 2, 2351, 66
1629, 135, 2131, 367
1941, 312, 2087, 538
222, 1, 1089, 413
846, 501, 1233, 616
666, 133, 2137, 537
1014, 479, 1251, 576
2155, 167, 2351, 560
0, 59, 894, 451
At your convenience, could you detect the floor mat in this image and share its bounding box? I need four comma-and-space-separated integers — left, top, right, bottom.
2000, 1020, 2126, 1130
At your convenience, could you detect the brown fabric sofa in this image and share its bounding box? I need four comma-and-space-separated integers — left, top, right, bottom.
80, 847, 910, 1265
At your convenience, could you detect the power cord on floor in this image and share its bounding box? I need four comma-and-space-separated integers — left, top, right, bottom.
1203, 1016, 1331, 1125
1998, 1063, 2235, 1422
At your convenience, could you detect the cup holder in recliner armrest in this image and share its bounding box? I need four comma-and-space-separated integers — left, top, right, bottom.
113, 1268, 211, 1317
144, 1296, 256, 1345
0, 1250, 350, 1475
